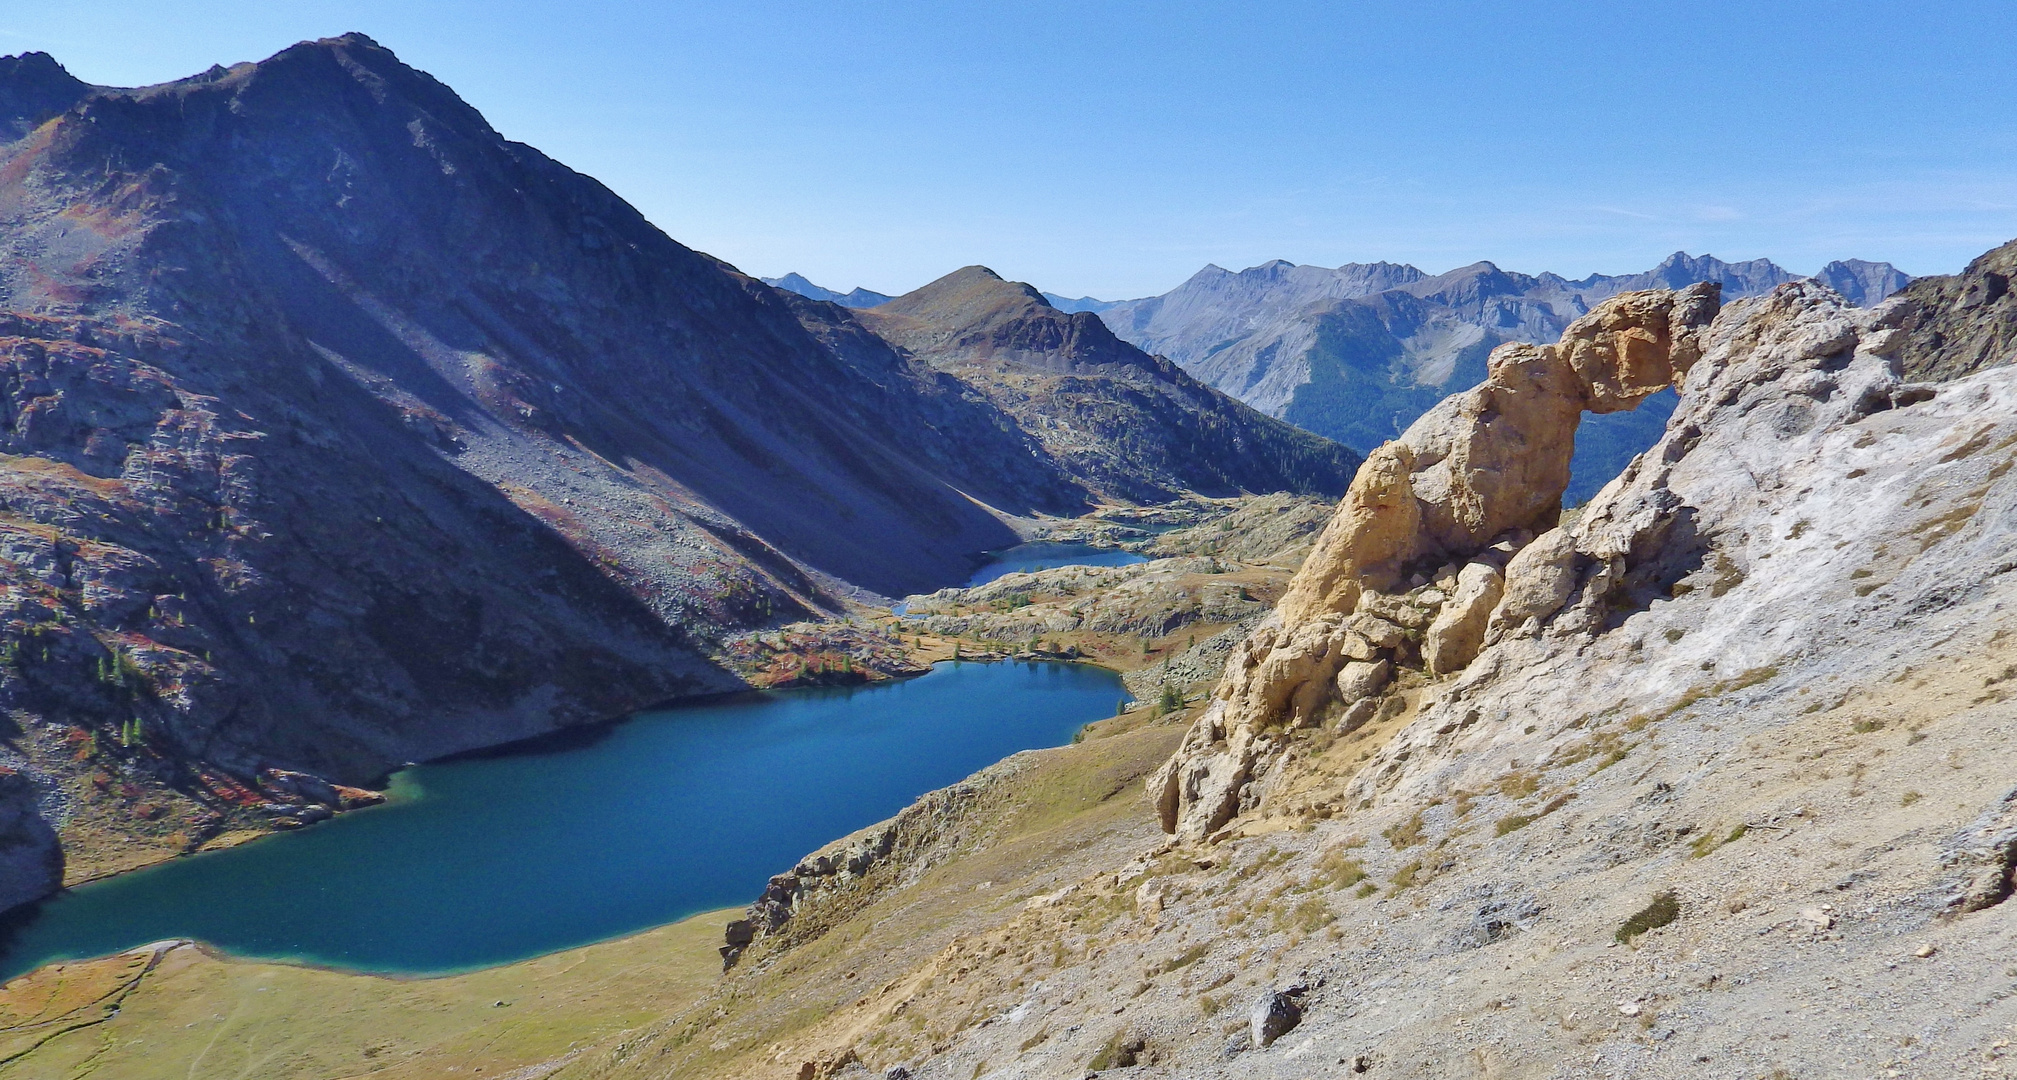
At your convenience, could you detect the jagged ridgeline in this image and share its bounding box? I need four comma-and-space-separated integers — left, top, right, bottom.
0, 35, 1359, 911
1098, 252, 1913, 503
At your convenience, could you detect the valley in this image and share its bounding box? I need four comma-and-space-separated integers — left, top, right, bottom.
0, 21, 2012, 1080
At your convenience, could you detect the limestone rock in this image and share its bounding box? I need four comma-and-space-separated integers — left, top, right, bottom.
1346, 614, 1408, 650
1485, 528, 1581, 644
1423, 561, 1504, 675
1154, 284, 1719, 839
1276, 443, 1421, 625
1249, 989, 1303, 1048
1335, 659, 1391, 703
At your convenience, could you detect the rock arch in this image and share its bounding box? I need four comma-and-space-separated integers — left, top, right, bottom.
1152, 283, 1722, 841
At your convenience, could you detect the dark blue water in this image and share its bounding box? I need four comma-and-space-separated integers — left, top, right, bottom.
0, 660, 1123, 978
965, 542, 1147, 588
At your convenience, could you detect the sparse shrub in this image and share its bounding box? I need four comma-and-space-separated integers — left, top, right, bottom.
1690, 823, 1747, 858
1383, 811, 1427, 849
1900, 790, 1922, 806
1388, 859, 1423, 894
1615, 890, 1680, 944
1851, 718, 1885, 734
1495, 813, 1535, 837
1282, 897, 1334, 933
1150, 943, 1209, 975
1316, 848, 1367, 889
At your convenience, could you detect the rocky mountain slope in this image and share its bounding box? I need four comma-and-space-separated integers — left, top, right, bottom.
0, 35, 1359, 912
10, 253, 2014, 1080
1100, 252, 1912, 503
530, 254, 2014, 1080
1895, 236, 2017, 382
854, 267, 1360, 504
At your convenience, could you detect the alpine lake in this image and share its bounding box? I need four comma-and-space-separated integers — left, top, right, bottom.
0, 546, 1147, 979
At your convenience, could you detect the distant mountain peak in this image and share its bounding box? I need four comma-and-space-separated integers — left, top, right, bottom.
761, 273, 893, 309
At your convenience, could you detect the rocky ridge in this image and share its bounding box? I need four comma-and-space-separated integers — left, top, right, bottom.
761, 273, 894, 309
1895, 236, 2017, 382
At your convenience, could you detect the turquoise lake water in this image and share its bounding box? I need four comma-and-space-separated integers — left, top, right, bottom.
964, 542, 1147, 587
0, 660, 1124, 979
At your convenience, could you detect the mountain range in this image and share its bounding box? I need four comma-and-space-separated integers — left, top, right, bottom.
0, 34, 1357, 900
758, 273, 892, 309
1098, 252, 1911, 501
775, 252, 1911, 502
764, 273, 1118, 316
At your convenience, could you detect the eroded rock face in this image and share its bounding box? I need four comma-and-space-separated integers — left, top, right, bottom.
1152, 284, 1720, 839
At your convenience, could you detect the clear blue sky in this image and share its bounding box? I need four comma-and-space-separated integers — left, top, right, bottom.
7, 2, 2013, 299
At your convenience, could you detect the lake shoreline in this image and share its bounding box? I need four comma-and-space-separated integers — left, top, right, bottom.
0, 660, 1128, 982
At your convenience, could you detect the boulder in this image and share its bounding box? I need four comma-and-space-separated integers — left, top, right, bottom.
1423, 561, 1504, 675
1250, 989, 1303, 1048
1335, 659, 1391, 703
1486, 528, 1582, 643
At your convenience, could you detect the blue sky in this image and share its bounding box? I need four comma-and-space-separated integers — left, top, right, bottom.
7, 1, 2013, 298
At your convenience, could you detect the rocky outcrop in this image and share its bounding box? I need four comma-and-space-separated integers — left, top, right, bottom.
1151, 284, 1720, 840
1895, 236, 2017, 381
721, 754, 1029, 968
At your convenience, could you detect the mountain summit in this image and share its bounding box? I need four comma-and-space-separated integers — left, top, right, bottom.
852, 267, 1360, 503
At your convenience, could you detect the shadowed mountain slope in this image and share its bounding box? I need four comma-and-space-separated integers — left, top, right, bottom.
0, 35, 1292, 903
855, 267, 1361, 504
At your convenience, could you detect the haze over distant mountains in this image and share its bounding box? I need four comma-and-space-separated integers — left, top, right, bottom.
1097, 252, 1908, 427
777, 252, 1909, 501
765, 273, 1118, 316
760, 273, 892, 309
